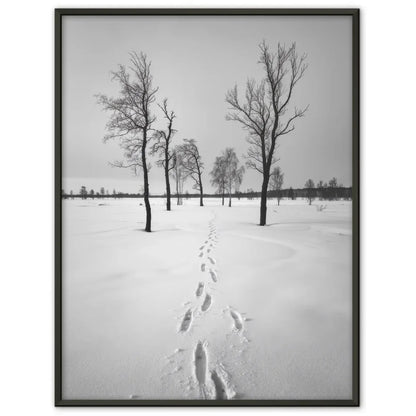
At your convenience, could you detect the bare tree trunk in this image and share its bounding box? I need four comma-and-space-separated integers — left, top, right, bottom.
259, 175, 270, 226
166, 173, 171, 210
157, 102, 175, 211
222, 187, 225, 206
142, 134, 151, 232
164, 149, 171, 211
198, 173, 204, 207
229, 193, 232, 207
176, 177, 180, 205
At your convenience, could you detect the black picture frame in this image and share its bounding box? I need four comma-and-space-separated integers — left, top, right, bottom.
55, 8, 360, 407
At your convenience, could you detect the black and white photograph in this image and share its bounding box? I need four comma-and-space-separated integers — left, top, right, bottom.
8, 0, 416, 414
56, 9, 359, 405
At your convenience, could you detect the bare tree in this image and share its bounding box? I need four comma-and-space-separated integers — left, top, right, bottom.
234, 166, 245, 199
316, 180, 324, 200
210, 155, 227, 205
222, 148, 245, 207
211, 149, 245, 207
171, 146, 186, 206
328, 177, 338, 200
80, 186, 87, 199
179, 139, 204, 206
270, 166, 284, 205
304, 179, 315, 205
152, 99, 176, 211
329, 177, 338, 187
97, 52, 158, 232
226, 41, 308, 225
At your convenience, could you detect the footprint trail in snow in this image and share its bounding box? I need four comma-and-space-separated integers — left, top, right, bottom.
169, 212, 248, 399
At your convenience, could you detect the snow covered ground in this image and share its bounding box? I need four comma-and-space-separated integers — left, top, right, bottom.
62, 197, 352, 400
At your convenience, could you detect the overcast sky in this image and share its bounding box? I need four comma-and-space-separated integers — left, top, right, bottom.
62, 15, 352, 195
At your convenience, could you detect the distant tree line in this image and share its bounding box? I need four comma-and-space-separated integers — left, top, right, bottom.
243, 177, 352, 202
62, 187, 119, 199
62, 177, 351, 202
300, 177, 351, 204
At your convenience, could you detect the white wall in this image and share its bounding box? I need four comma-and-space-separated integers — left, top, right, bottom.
1, 0, 415, 415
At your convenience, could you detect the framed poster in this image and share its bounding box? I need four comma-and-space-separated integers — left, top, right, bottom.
55, 8, 359, 406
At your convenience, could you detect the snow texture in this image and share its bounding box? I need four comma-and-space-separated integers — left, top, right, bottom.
62, 197, 352, 400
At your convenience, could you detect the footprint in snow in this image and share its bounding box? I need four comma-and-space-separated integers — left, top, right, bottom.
179, 309, 193, 332
201, 294, 212, 312
194, 342, 208, 390
196, 282, 204, 297
209, 269, 217, 282
211, 370, 229, 400
229, 309, 243, 331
